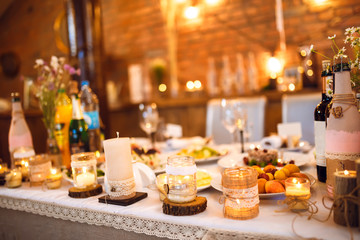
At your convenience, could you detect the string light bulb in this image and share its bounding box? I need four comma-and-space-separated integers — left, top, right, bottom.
184, 6, 199, 19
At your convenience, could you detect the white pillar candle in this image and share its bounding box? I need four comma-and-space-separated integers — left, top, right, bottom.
103, 137, 134, 181
103, 136, 136, 199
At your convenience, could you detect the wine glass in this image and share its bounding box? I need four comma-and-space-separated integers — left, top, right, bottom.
139, 103, 159, 148
220, 99, 237, 145
233, 101, 248, 153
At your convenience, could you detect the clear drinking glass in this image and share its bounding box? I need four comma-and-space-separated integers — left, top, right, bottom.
139, 103, 159, 147
233, 102, 248, 153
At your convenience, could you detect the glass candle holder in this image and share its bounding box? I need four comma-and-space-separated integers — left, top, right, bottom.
222, 167, 259, 220
45, 168, 62, 189
5, 169, 22, 188
29, 154, 52, 185
285, 177, 311, 211
166, 155, 197, 203
71, 152, 97, 189
13, 147, 35, 180
0, 162, 9, 186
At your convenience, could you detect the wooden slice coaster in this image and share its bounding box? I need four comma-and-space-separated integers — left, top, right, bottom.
98, 192, 148, 206
68, 184, 103, 198
163, 196, 207, 216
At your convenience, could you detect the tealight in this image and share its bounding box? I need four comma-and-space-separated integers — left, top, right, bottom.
285, 177, 310, 211
5, 169, 22, 188
45, 168, 62, 189
222, 167, 259, 220
71, 152, 97, 189
166, 155, 197, 203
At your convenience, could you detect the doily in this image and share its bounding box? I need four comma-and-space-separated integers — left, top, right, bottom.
326, 152, 360, 161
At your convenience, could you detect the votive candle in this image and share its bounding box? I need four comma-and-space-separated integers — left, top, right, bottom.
5, 169, 22, 188
285, 177, 310, 211
222, 167, 259, 220
45, 168, 62, 189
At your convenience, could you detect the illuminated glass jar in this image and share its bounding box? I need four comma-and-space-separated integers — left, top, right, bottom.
285, 177, 310, 211
71, 152, 97, 189
222, 167, 259, 220
13, 147, 35, 180
166, 155, 197, 203
29, 154, 52, 185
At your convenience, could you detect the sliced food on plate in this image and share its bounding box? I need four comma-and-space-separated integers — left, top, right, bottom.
131, 144, 165, 170
177, 145, 225, 161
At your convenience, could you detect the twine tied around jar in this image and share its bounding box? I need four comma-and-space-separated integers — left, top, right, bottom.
276, 185, 360, 240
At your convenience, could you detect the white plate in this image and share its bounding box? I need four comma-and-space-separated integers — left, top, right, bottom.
217, 151, 312, 169
62, 169, 104, 184
211, 173, 316, 199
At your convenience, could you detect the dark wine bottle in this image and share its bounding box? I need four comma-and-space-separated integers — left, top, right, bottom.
69, 81, 90, 154
314, 60, 332, 182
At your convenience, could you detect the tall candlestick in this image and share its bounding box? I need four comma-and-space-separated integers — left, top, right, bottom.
103, 136, 135, 199
334, 170, 358, 227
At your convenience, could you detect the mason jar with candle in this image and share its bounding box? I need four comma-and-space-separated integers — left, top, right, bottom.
166, 155, 197, 203
5, 168, 22, 188
13, 146, 35, 180
29, 154, 52, 185
45, 168, 62, 189
222, 167, 259, 220
71, 152, 97, 189
285, 177, 310, 211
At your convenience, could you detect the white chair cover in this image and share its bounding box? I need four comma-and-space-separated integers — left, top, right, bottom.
206, 96, 267, 144
281, 93, 320, 145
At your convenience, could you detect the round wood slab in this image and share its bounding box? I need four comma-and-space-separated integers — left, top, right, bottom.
163, 196, 207, 216
68, 184, 103, 198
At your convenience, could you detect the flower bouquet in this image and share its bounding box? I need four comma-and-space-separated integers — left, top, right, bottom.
33, 56, 78, 157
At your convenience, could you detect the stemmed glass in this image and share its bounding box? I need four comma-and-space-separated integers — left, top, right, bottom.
220, 99, 247, 153
139, 103, 159, 148
220, 99, 237, 145
233, 102, 248, 153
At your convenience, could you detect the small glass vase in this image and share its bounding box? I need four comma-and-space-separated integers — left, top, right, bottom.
47, 129, 62, 168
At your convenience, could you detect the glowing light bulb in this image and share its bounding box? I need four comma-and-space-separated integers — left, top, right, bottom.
300, 50, 307, 57
186, 81, 195, 90
267, 57, 282, 73
307, 69, 314, 76
158, 83, 167, 92
289, 83, 296, 91
194, 80, 202, 89
184, 6, 199, 19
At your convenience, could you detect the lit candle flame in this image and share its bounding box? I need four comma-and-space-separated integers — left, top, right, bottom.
296, 182, 301, 188
51, 168, 57, 175
82, 167, 87, 173
344, 170, 349, 176
95, 151, 100, 158
24, 162, 29, 167
292, 178, 298, 184
249, 144, 255, 150
116, 131, 119, 138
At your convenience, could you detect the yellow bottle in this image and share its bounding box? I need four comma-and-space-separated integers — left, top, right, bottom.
55, 85, 72, 168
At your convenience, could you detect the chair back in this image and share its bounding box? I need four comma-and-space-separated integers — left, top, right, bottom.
206, 96, 267, 144
281, 93, 320, 145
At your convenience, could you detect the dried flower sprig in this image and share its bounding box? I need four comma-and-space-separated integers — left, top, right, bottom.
310, 26, 360, 92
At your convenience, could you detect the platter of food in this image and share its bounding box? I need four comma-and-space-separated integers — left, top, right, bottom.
176, 145, 228, 164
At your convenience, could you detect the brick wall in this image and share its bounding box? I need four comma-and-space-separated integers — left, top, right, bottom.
1, 0, 360, 99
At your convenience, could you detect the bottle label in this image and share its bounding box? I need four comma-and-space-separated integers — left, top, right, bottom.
314, 121, 326, 166
83, 111, 100, 130
54, 123, 65, 149
325, 76, 333, 97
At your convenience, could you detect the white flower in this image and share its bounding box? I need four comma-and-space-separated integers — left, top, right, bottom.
345, 27, 355, 35
44, 66, 51, 72
328, 34, 336, 40
35, 59, 44, 66
50, 56, 59, 72
308, 44, 314, 55
344, 36, 351, 44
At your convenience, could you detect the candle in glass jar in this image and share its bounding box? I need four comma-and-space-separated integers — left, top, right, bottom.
222, 167, 259, 220
5, 169, 22, 188
45, 168, 62, 189
76, 167, 96, 188
285, 177, 310, 211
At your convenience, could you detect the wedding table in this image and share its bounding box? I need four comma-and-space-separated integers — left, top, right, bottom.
0, 144, 359, 240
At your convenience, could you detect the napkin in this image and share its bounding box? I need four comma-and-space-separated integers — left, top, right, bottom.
260, 136, 282, 149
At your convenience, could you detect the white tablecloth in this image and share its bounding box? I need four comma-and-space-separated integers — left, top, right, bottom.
0, 147, 359, 240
